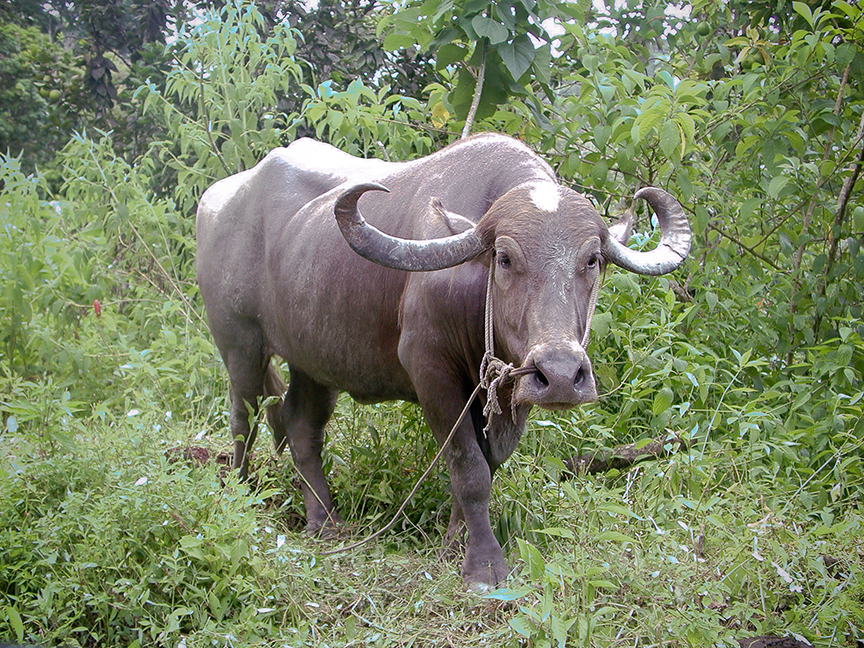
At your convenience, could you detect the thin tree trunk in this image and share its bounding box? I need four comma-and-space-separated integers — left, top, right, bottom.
461, 43, 487, 140
826, 109, 864, 267
812, 108, 864, 336
794, 64, 849, 270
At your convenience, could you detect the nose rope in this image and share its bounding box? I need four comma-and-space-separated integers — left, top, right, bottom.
480, 258, 513, 428
479, 255, 600, 431
582, 271, 600, 348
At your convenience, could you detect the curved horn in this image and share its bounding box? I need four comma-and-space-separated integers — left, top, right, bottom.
602, 187, 691, 276
334, 182, 485, 272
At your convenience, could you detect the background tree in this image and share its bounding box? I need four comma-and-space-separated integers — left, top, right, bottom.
378, 0, 588, 134
0, 23, 73, 173
0, 0, 436, 172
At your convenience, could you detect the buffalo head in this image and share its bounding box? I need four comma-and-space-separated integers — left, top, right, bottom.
334, 180, 690, 412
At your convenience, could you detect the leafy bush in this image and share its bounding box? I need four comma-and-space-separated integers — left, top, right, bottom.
0, 422, 302, 647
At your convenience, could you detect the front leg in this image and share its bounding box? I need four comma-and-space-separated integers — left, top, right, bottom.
450, 438, 509, 590
398, 267, 522, 589
417, 373, 509, 590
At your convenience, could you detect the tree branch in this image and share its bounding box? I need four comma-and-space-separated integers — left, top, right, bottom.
826, 107, 864, 267
707, 222, 783, 271
794, 63, 850, 271
812, 107, 864, 336
563, 432, 688, 476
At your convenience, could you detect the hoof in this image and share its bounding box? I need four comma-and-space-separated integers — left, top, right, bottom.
305, 513, 344, 539
462, 556, 509, 592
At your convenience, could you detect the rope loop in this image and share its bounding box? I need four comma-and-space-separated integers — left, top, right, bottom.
480, 259, 525, 431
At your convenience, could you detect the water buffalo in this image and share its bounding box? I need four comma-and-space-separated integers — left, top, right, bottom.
196, 133, 690, 589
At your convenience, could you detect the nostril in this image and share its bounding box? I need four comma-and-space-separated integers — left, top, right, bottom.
574, 366, 586, 387
534, 370, 549, 387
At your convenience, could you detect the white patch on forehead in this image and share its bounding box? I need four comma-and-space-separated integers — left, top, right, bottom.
529, 183, 560, 213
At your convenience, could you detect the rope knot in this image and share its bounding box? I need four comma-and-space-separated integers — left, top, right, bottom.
480, 351, 516, 431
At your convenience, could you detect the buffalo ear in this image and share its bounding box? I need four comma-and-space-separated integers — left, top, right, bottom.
431, 198, 475, 235
476, 248, 495, 268
607, 210, 633, 245
474, 206, 502, 254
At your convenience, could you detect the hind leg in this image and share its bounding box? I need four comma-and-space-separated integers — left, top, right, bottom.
218, 329, 270, 479
281, 367, 340, 535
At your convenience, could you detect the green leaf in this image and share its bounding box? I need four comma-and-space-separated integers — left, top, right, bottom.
792, 1, 815, 28
497, 35, 535, 81
596, 502, 639, 518
534, 526, 575, 539
493, 2, 518, 31
517, 538, 546, 579
423, 0, 450, 22
471, 15, 509, 44
428, 27, 459, 51
652, 386, 674, 416
740, 197, 761, 220
552, 615, 577, 646
436, 43, 468, 69
484, 585, 532, 601
508, 617, 532, 638
659, 119, 681, 159
590, 159, 609, 186
853, 206, 864, 232
656, 70, 676, 89
633, 109, 664, 142
598, 83, 616, 104
179, 535, 205, 560
732, 347, 752, 366
834, 1, 860, 21
836, 43, 856, 67
383, 33, 416, 50
767, 175, 789, 198
532, 43, 552, 86
6, 605, 24, 643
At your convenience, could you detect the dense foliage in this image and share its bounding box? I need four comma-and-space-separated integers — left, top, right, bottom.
1, 0, 863, 646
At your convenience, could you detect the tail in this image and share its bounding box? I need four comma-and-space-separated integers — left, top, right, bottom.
263, 362, 288, 454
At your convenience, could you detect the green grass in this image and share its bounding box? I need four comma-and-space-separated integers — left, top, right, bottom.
2, 394, 862, 648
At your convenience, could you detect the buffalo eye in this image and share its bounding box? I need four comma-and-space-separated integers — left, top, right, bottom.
498, 252, 511, 269
586, 254, 599, 270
